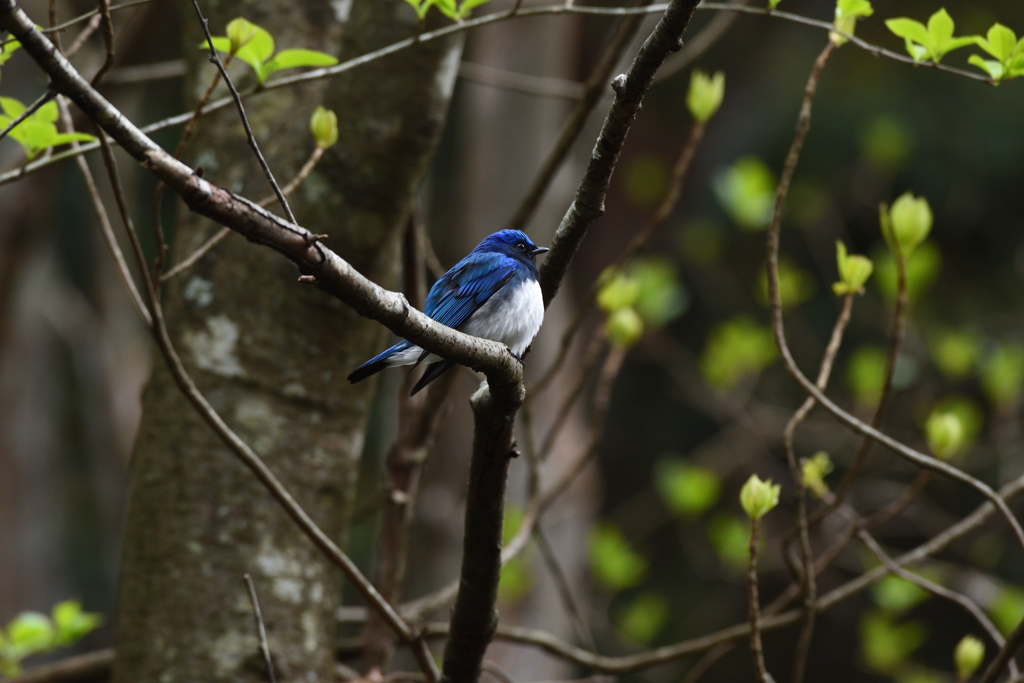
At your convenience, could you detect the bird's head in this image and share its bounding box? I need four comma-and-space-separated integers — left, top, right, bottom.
477, 229, 550, 263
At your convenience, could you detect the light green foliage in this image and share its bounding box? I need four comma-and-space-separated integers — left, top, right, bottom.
204, 18, 338, 84
801, 452, 833, 498
930, 330, 979, 378
0, 37, 20, 68
874, 242, 942, 304
861, 116, 911, 170
969, 23, 1024, 82
498, 506, 531, 602
589, 523, 647, 590
846, 346, 887, 407
606, 307, 644, 349
767, 0, 781, 9
630, 259, 689, 326
924, 409, 964, 460
872, 574, 930, 616
654, 458, 721, 517
981, 344, 1024, 408
309, 106, 338, 149
831, 0, 874, 45
713, 156, 775, 230
885, 9, 978, 64
860, 609, 927, 674
0, 98, 95, 161
686, 70, 725, 123
678, 219, 724, 265
707, 513, 750, 569
0, 601, 101, 676
954, 635, 985, 680
597, 259, 689, 348
882, 192, 933, 258
404, 0, 494, 20
757, 259, 815, 309
991, 586, 1024, 635
700, 316, 777, 390
833, 240, 874, 296
615, 592, 668, 645
740, 474, 780, 521
624, 155, 669, 207
931, 396, 983, 448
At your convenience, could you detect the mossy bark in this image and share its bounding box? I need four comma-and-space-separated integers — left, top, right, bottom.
112, 2, 461, 681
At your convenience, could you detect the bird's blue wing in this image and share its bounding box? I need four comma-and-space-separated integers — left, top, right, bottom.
425, 252, 517, 331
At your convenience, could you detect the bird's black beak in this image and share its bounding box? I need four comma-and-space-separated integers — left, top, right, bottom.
531, 246, 550, 256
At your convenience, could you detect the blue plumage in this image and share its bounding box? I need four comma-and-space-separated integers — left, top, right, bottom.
348, 229, 549, 395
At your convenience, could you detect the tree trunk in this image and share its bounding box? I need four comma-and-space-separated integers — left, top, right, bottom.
112, 1, 461, 680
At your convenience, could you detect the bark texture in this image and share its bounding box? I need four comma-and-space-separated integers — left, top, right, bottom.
112, 2, 461, 681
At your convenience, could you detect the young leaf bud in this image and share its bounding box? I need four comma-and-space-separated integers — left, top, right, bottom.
686, 70, 725, 124
801, 452, 833, 498
309, 106, 338, 149
605, 307, 644, 349
954, 635, 984, 680
740, 474, 781, 520
883, 192, 933, 257
833, 240, 874, 295
830, 0, 874, 45
925, 410, 964, 461
226, 18, 258, 55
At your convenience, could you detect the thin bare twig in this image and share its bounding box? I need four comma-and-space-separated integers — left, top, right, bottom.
89, 0, 115, 85
748, 517, 776, 683
189, 0, 297, 226
244, 574, 278, 683
535, 523, 598, 652
783, 291, 852, 683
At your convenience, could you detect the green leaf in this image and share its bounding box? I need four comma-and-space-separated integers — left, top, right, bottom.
265, 48, 338, 76
860, 610, 926, 673
969, 54, 1005, 80
991, 586, 1024, 635
981, 345, 1024, 408
51, 601, 101, 647
597, 270, 640, 313
833, 240, 873, 295
49, 132, 97, 147
630, 258, 689, 327
700, 316, 777, 390
836, 0, 872, 19
226, 17, 258, 54
929, 330, 979, 378
202, 36, 233, 55
977, 23, 1017, 62
686, 69, 725, 123
654, 459, 721, 517
35, 100, 58, 124
458, 0, 494, 18
713, 156, 775, 230
615, 592, 668, 645
926, 8, 955, 45
767, 0, 781, 8
589, 523, 647, 590
431, 0, 459, 19
605, 307, 644, 349
707, 513, 749, 570
886, 18, 930, 48
871, 574, 930, 615
0, 95, 25, 117
236, 23, 274, 64
6, 612, 55, 659
846, 346, 887, 408
0, 37, 21, 66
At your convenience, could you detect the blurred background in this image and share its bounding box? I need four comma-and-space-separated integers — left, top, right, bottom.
2, 0, 1024, 681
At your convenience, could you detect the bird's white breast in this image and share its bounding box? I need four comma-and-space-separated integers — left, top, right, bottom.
462, 278, 544, 357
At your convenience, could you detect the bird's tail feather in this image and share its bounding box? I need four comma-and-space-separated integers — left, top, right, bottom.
411, 360, 455, 395
348, 341, 411, 384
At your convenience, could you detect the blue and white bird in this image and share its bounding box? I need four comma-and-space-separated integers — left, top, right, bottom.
348, 229, 550, 395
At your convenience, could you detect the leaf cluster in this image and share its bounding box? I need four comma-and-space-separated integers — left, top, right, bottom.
0, 601, 102, 676
0, 98, 95, 161
204, 18, 339, 85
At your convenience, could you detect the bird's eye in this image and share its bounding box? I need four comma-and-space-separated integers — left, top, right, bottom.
517, 243, 526, 250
